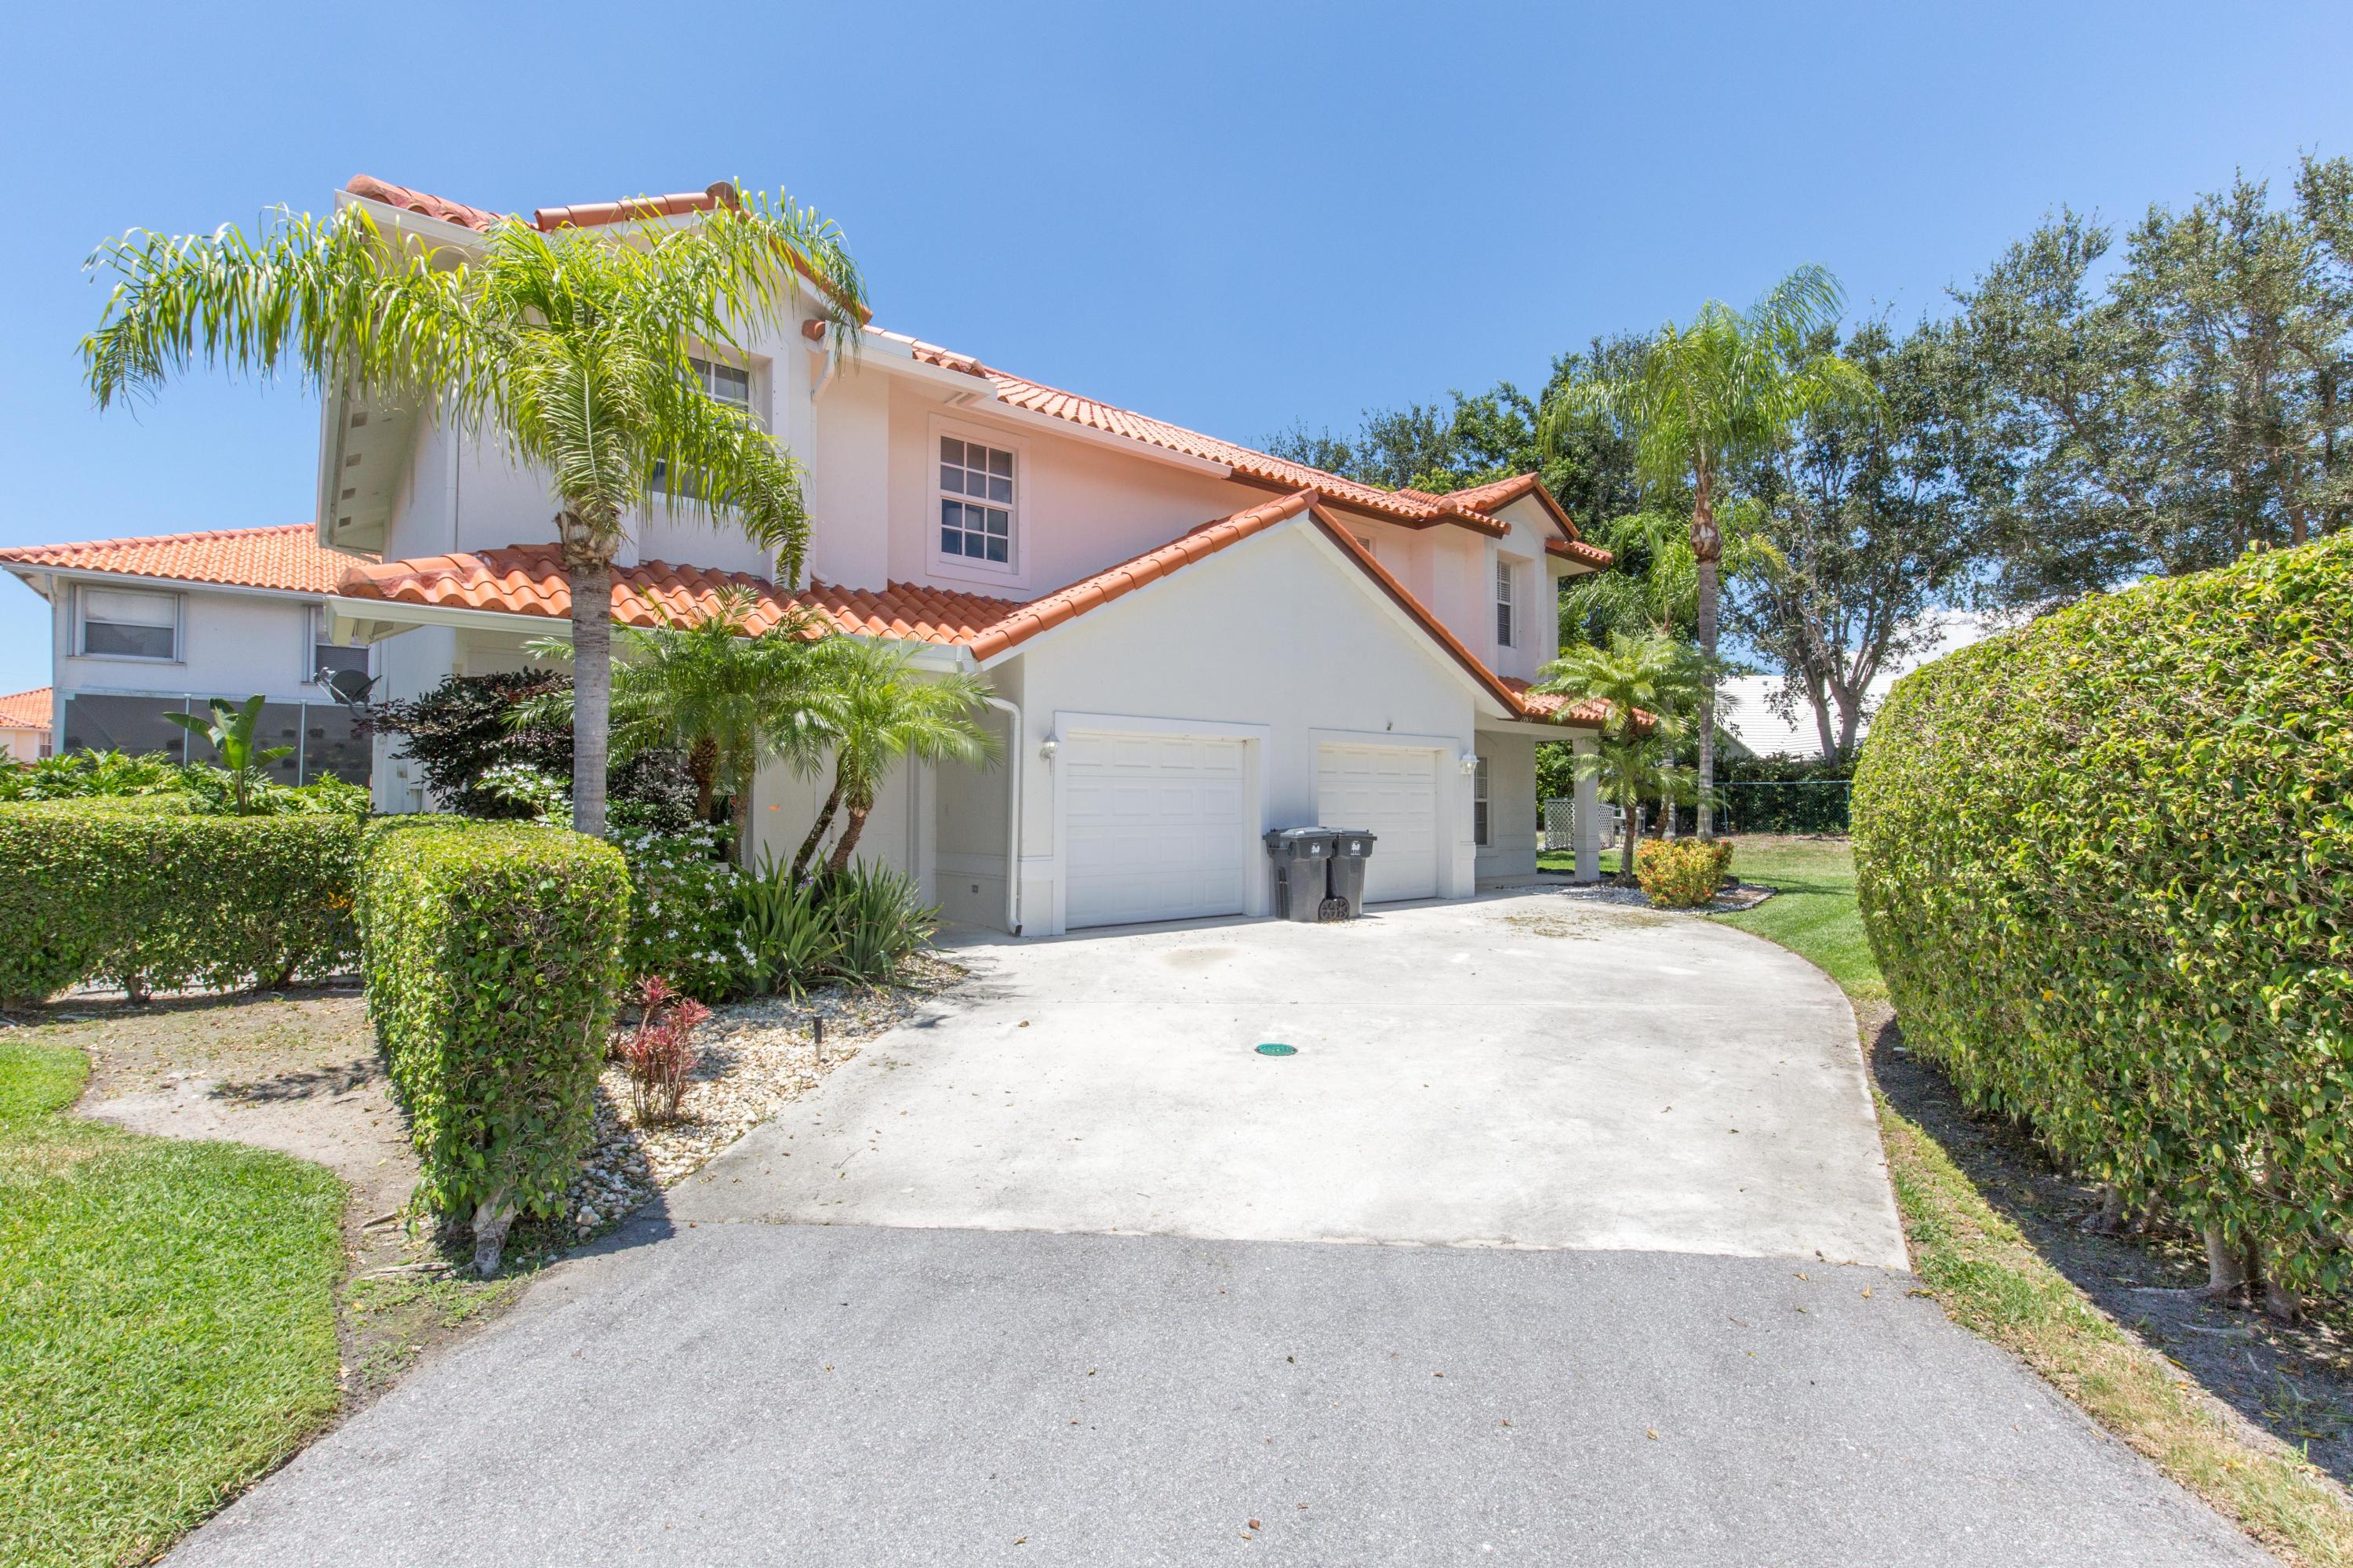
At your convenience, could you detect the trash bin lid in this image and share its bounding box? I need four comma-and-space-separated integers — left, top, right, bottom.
1263, 827, 1338, 857
1329, 829, 1377, 856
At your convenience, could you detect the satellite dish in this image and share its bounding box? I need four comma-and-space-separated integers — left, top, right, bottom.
325, 668, 376, 707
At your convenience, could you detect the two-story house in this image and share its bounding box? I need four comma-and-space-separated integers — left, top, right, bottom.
3, 173, 1614, 933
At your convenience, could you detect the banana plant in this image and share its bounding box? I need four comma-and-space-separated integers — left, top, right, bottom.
165, 696, 292, 815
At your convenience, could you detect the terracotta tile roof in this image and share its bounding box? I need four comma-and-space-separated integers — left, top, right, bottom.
1500, 676, 1646, 733
0, 687, 51, 731
335, 494, 1582, 722
336, 547, 1022, 646
343, 175, 506, 234
0, 524, 358, 595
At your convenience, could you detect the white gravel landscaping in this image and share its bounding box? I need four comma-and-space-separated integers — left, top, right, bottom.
562, 955, 966, 1232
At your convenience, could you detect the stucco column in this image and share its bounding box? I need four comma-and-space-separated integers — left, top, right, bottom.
1572, 733, 1602, 884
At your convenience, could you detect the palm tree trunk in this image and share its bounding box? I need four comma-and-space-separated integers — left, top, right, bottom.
791, 773, 844, 884
729, 780, 753, 866
1690, 475, 1721, 842
827, 802, 871, 876
1618, 789, 1640, 886
689, 737, 718, 824
567, 551, 614, 839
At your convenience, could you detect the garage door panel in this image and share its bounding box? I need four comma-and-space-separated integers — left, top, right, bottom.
1066, 732, 1250, 929
1315, 744, 1438, 904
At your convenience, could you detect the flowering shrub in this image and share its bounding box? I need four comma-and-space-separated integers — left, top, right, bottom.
615, 823, 747, 1000
616, 976, 711, 1124
1633, 838, 1732, 909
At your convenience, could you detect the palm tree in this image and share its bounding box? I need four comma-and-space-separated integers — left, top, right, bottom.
1540, 266, 1868, 838
80, 187, 866, 837
519, 589, 836, 859
789, 640, 999, 882
1537, 633, 1698, 883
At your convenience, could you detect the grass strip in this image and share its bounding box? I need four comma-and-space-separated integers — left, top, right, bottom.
1, 1038, 345, 1568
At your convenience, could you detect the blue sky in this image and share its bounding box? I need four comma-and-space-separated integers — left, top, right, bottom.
2, 0, 2347, 694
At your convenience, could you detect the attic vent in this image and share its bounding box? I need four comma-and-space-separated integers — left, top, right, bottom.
337, 515, 351, 528
340, 488, 355, 500
350, 410, 369, 428
344, 453, 362, 467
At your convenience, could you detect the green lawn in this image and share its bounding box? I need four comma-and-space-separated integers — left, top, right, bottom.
0, 1039, 346, 1568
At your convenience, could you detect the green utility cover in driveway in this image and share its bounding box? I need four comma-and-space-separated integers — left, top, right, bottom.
1255, 1042, 1297, 1057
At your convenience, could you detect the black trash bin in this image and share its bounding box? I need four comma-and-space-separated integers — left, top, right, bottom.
1261, 828, 1337, 922
1326, 829, 1377, 918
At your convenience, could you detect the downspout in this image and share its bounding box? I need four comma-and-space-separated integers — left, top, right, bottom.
981, 694, 1022, 936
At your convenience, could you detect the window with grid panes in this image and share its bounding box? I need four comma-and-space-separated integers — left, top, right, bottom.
938, 436, 1014, 565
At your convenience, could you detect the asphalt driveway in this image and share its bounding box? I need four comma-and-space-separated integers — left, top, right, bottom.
166, 890, 2263, 1567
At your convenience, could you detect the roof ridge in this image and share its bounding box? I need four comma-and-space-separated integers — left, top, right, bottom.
0, 521, 313, 558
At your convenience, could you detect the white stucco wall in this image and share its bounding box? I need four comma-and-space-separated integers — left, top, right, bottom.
1474, 729, 1540, 881
56, 583, 328, 703
998, 519, 1490, 935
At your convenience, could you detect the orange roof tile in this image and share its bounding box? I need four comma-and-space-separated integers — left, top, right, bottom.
336, 494, 1589, 725
0, 524, 360, 594
0, 687, 51, 731
336, 548, 1021, 646
1500, 676, 1646, 733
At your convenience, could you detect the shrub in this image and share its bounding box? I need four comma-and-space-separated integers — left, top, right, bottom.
0, 748, 185, 802
616, 823, 747, 1000
615, 977, 710, 1124
1634, 838, 1733, 908
825, 861, 940, 983
356, 820, 630, 1273
0, 800, 363, 1005
734, 857, 841, 999
1853, 536, 2353, 1297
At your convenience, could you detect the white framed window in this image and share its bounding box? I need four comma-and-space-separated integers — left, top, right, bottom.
1495, 558, 1518, 649
78, 586, 180, 661
658, 355, 758, 500
934, 428, 1019, 573
1473, 754, 1491, 847
310, 606, 369, 687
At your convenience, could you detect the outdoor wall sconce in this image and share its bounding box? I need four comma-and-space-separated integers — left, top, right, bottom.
1038, 736, 1060, 762
1457, 751, 1480, 777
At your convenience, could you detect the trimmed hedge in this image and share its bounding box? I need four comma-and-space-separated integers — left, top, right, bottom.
356, 821, 629, 1259
0, 799, 363, 1005
1853, 536, 2352, 1292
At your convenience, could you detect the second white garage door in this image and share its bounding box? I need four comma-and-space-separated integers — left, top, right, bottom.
1064, 733, 1249, 928
1315, 744, 1439, 903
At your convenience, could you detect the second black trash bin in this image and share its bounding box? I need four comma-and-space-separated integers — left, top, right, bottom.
1326, 829, 1377, 918
1262, 828, 1336, 922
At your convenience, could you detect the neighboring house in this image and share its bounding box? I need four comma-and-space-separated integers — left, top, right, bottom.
0, 526, 374, 784
2, 173, 1620, 933
1721, 612, 1995, 760
0, 687, 51, 762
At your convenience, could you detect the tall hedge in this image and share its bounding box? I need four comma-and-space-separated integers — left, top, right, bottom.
1853, 535, 2352, 1292
0, 799, 363, 1005
356, 821, 629, 1268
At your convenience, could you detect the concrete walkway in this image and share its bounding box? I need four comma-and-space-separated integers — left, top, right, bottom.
166, 891, 2264, 1566
669, 891, 1906, 1264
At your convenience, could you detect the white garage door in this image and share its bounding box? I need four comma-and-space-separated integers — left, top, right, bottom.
1316, 744, 1440, 904
1064, 732, 1249, 928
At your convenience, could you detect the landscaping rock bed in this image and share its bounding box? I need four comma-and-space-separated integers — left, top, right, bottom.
563, 954, 966, 1232
1539, 875, 1778, 914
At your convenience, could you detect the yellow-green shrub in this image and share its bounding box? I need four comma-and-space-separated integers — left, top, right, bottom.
1635, 838, 1733, 908
0, 799, 362, 1005
1853, 536, 2353, 1291
355, 820, 628, 1266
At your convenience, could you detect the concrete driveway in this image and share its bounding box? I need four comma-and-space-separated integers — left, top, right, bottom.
167, 890, 2264, 1567
667, 891, 1904, 1264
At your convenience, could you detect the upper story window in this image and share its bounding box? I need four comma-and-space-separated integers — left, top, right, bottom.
659, 356, 756, 500
939, 435, 1014, 566
311, 607, 369, 688
78, 586, 180, 661
693, 355, 753, 412
1473, 754, 1492, 846
1495, 558, 1518, 649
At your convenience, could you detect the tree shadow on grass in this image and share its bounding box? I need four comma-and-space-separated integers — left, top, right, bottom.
1866, 1004, 2353, 1486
